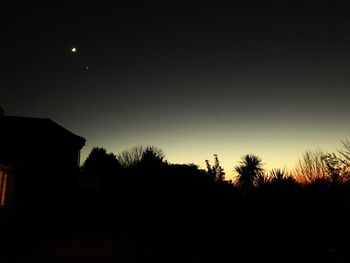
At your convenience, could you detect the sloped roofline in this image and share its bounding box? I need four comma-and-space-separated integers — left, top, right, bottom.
0, 115, 86, 149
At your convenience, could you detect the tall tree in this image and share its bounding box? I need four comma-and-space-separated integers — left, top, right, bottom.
139, 146, 166, 167
235, 154, 264, 190
320, 140, 350, 184
205, 154, 225, 182
81, 147, 122, 187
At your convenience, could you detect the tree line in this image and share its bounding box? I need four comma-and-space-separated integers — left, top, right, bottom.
72, 142, 350, 262
81, 140, 350, 191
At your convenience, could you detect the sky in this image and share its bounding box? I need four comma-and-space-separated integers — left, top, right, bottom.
1, 1, 350, 179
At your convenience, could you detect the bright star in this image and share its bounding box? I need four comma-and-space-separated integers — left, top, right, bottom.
71, 47, 77, 53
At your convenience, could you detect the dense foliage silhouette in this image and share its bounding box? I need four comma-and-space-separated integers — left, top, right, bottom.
2, 143, 350, 262
235, 154, 264, 190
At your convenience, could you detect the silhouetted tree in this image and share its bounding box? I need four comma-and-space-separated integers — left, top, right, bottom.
235, 154, 264, 190
117, 145, 145, 168
205, 154, 225, 182
269, 168, 297, 189
322, 153, 342, 185
294, 150, 328, 184
255, 173, 270, 188
335, 140, 350, 181
318, 141, 350, 185
270, 168, 289, 181
117, 145, 166, 169
138, 146, 167, 169
81, 147, 122, 188
338, 140, 350, 163
205, 159, 213, 179
214, 154, 225, 182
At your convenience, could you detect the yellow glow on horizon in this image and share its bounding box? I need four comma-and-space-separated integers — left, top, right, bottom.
80, 125, 349, 183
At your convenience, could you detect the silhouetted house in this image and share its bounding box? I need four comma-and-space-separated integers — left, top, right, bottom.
0, 115, 85, 219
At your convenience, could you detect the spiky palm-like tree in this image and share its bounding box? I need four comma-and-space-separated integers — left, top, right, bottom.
270, 168, 296, 185
255, 173, 270, 188
270, 168, 288, 181
235, 154, 264, 190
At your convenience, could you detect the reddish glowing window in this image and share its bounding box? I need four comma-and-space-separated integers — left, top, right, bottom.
0, 170, 7, 208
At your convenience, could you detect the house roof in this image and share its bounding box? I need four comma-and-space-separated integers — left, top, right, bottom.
0, 116, 86, 150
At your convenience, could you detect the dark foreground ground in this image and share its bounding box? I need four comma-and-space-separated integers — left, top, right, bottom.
1, 180, 350, 263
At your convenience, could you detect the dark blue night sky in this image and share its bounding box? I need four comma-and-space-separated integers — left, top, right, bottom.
2, 1, 350, 177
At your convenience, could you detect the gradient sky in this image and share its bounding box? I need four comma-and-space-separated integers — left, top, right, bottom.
2, 1, 350, 179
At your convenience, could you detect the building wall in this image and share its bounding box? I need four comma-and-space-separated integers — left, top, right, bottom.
0, 144, 81, 223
